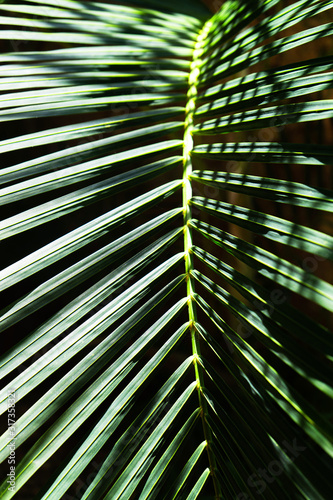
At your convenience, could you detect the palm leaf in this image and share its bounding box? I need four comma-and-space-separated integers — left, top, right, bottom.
0, 0, 332, 499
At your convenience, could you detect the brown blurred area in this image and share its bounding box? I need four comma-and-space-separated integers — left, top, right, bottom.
194, 0, 333, 332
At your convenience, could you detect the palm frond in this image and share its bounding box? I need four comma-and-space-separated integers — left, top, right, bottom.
0, 0, 332, 499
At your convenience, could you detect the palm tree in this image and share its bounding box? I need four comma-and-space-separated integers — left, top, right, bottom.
0, 0, 332, 498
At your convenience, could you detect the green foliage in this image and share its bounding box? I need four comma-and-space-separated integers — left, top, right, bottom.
0, 0, 333, 498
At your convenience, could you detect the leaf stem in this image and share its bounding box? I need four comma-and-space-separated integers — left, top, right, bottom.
182, 19, 222, 500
